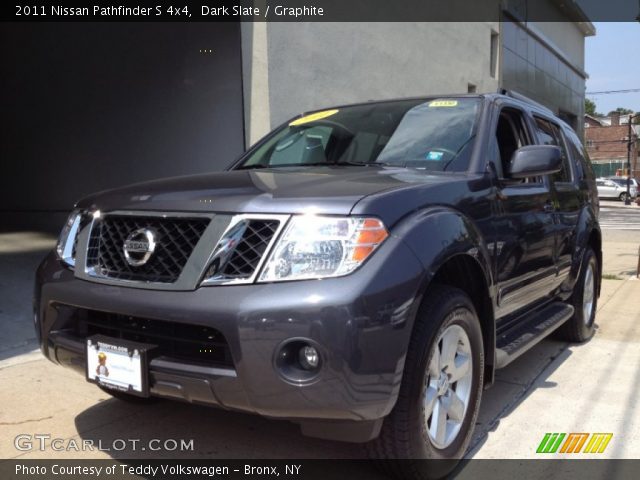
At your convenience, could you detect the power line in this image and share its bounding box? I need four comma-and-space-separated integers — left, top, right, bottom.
586, 88, 640, 95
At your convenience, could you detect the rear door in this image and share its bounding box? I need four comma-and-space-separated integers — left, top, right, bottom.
531, 116, 580, 286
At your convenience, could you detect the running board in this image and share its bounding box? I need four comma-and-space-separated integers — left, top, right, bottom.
495, 302, 574, 369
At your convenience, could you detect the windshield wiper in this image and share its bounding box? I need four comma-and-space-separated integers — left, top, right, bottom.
236, 164, 268, 170
237, 162, 374, 169
339, 161, 385, 167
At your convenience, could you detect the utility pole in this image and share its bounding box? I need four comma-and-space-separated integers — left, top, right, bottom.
627, 113, 640, 205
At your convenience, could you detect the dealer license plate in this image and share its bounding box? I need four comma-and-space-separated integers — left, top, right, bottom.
86, 335, 153, 397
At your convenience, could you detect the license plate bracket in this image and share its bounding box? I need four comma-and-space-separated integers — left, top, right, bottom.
86, 335, 155, 397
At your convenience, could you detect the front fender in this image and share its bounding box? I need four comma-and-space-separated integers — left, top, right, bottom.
392, 206, 494, 292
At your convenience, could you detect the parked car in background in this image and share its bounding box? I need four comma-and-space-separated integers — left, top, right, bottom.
596, 177, 637, 202
607, 176, 639, 196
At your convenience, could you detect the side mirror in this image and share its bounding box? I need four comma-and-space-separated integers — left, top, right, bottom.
508, 145, 562, 179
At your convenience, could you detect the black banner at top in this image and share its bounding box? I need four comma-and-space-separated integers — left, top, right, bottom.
4, 0, 640, 22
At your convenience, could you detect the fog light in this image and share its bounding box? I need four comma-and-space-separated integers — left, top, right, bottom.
299, 346, 319, 370
274, 339, 323, 384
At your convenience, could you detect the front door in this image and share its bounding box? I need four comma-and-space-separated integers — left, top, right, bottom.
490, 105, 558, 320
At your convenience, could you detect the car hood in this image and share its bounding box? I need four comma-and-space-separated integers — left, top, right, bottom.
76, 166, 457, 214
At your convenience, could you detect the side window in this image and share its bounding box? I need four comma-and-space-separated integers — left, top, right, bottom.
596, 180, 605, 187
565, 129, 594, 181
566, 136, 585, 180
533, 117, 572, 183
494, 107, 538, 182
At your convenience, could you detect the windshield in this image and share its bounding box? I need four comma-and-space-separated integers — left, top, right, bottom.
236, 98, 481, 171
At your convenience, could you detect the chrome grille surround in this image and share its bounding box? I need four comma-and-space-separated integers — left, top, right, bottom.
73, 211, 290, 290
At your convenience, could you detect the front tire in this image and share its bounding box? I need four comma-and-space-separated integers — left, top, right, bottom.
367, 285, 484, 479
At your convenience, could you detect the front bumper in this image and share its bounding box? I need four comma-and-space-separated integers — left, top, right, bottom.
35, 236, 424, 441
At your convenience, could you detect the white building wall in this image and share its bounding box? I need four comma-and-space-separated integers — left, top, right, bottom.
242, 22, 500, 145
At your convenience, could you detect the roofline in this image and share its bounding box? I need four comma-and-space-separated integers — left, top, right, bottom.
296, 93, 487, 116
584, 114, 605, 126
296, 90, 565, 119
550, 0, 596, 36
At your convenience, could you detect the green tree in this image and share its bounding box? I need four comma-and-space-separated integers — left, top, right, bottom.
585, 98, 598, 116
608, 107, 633, 115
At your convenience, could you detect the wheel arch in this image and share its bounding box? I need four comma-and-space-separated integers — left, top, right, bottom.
572, 205, 602, 297
393, 207, 497, 387
427, 254, 495, 387
587, 226, 602, 296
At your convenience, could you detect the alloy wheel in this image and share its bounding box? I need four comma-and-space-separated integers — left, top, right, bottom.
583, 262, 595, 325
424, 324, 473, 449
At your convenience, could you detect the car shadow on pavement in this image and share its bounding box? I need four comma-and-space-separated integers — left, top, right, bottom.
73, 396, 373, 460
73, 338, 572, 469
465, 338, 573, 458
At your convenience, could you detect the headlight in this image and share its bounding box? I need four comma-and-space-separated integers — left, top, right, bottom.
258, 215, 388, 282
56, 209, 82, 268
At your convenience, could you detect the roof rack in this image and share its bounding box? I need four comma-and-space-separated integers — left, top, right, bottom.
497, 88, 555, 115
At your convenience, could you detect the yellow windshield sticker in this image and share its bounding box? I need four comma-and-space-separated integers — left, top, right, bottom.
289, 109, 339, 126
429, 100, 458, 107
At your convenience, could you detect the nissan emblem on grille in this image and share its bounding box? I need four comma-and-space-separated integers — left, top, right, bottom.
123, 228, 156, 266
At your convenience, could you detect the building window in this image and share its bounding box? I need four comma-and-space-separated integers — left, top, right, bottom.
490, 30, 499, 78
586, 139, 594, 148
467, 83, 477, 93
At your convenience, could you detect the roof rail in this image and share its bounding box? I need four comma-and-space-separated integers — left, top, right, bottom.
497, 88, 555, 115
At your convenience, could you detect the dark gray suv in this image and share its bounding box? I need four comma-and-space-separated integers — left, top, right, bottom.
35, 91, 601, 474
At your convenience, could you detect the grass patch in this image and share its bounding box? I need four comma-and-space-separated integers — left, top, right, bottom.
602, 274, 623, 280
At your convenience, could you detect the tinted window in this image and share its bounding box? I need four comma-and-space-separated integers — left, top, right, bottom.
564, 128, 595, 180
494, 107, 540, 183
534, 117, 572, 183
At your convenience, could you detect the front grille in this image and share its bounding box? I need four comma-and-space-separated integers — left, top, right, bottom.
73, 310, 233, 368
220, 219, 280, 278
87, 215, 209, 283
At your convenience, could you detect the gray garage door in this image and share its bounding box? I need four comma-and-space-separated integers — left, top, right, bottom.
0, 22, 244, 231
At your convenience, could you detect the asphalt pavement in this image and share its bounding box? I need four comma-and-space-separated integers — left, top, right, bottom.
599, 200, 640, 231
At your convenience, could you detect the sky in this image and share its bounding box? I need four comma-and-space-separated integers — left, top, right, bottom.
585, 22, 640, 115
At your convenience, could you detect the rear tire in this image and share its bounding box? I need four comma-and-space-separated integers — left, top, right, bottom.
558, 247, 598, 342
367, 285, 484, 479
619, 192, 629, 202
